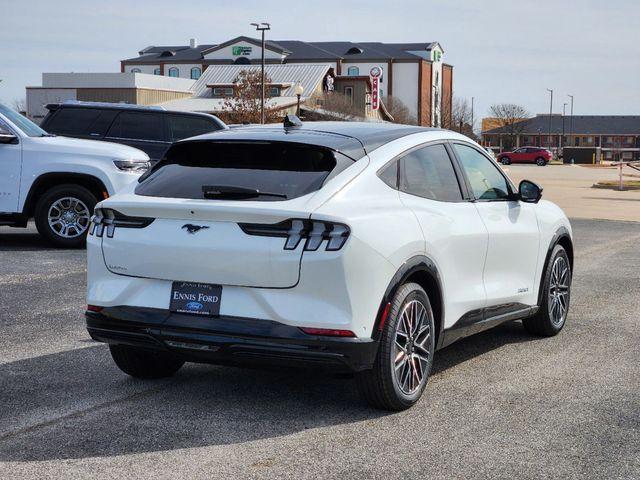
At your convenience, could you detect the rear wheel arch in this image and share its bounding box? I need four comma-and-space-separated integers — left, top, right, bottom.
373, 255, 444, 348
22, 172, 108, 217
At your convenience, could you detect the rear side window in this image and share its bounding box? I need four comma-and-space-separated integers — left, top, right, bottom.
135, 141, 353, 201
107, 112, 165, 141
399, 144, 463, 201
378, 161, 398, 188
167, 115, 220, 142
45, 108, 102, 135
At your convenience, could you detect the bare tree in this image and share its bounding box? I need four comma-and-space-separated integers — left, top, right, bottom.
442, 97, 476, 138
218, 70, 279, 124
488, 103, 530, 148
383, 96, 417, 125
12, 98, 26, 114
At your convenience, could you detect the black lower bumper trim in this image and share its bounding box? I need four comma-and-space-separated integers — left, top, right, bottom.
86, 306, 378, 372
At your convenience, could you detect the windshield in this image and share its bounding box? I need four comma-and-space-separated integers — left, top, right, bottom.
0, 103, 48, 137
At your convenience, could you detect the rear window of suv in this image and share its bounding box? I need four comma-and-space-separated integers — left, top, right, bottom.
135, 141, 353, 201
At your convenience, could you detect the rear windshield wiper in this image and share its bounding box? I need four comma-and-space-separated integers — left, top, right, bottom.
201, 185, 288, 200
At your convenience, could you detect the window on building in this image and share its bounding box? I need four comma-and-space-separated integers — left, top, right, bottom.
168, 67, 179, 77
454, 143, 511, 200
106, 112, 165, 141
586, 136, 593, 144
344, 86, 354, 104
131, 68, 141, 73
347, 66, 359, 76
624, 136, 634, 144
212, 87, 234, 97
153, 68, 161, 75
268, 86, 281, 97
399, 144, 463, 202
190, 67, 201, 80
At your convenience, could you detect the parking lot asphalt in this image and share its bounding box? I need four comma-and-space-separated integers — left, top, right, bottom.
0, 219, 638, 479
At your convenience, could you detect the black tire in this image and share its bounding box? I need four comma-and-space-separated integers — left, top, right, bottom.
356, 283, 435, 411
536, 157, 547, 166
109, 345, 185, 379
501, 157, 511, 165
34, 184, 97, 248
523, 245, 571, 336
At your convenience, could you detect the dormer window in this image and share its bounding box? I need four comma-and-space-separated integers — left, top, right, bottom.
346, 47, 364, 55
347, 66, 360, 76
268, 86, 281, 97
160, 50, 176, 57
168, 67, 179, 77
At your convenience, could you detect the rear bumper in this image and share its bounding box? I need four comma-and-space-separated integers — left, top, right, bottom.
86, 306, 379, 372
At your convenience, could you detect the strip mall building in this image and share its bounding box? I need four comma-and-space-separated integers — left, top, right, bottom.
121, 36, 453, 127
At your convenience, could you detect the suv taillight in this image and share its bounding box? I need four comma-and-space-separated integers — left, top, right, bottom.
89, 208, 154, 238
239, 219, 350, 252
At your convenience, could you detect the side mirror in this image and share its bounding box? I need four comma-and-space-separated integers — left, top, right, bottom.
0, 133, 18, 144
518, 180, 543, 203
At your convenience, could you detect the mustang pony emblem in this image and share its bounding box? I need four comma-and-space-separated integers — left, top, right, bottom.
182, 224, 210, 234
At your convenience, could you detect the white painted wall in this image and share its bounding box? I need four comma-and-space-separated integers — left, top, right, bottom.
125, 64, 158, 75
430, 45, 444, 127
391, 63, 419, 119
40, 72, 195, 92
163, 63, 203, 79
26, 88, 77, 121
204, 41, 286, 61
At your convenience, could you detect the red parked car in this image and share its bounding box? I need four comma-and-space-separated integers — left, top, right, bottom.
497, 147, 553, 166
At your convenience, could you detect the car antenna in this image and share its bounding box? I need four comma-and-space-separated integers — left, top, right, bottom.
283, 114, 303, 129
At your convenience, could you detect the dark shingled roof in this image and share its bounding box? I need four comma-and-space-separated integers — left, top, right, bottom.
483, 115, 640, 135
123, 39, 438, 63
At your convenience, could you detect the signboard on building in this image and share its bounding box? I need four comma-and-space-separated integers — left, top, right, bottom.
232, 46, 252, 56
369, 66, 381, 111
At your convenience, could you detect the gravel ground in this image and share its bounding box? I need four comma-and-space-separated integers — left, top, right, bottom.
0, 219, 638, 479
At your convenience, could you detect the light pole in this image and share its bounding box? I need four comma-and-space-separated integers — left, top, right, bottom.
568, 94, 574, 147
251, 22, 270, 124
562, 102, 567, 146
546, 88, 553, 150
294, 82, 304, 117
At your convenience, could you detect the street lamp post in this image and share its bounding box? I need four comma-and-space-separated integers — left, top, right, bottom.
294, 82, 304, 117
546, 88, 553, 150
251, 22, 271, 124
562, 102, 567, 147
568, 94, 574, 147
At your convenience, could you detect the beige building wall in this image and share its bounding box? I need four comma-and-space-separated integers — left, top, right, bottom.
74, 88, 192, 105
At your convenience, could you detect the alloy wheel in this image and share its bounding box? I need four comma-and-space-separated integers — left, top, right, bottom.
47, 197, 91, 238
393, 299, 431, 395
548, 256, 570, 327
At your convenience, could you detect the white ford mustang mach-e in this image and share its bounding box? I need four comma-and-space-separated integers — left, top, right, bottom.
86, 118, 573, 411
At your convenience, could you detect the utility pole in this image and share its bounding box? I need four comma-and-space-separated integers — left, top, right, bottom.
568, 94, 574, 147
251, 22, 270, 124
546, 88, 553, 150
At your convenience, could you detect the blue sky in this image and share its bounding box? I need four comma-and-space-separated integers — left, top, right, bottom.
2, 0, 638, 120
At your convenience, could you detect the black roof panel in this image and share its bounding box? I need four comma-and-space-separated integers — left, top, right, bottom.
184, 121, 435, 159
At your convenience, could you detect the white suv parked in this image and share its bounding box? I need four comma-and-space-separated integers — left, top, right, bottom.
0, 104, 149, 247
85, 119, 573, 410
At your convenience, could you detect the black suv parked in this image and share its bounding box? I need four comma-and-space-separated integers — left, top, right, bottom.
41, 102, 226, 162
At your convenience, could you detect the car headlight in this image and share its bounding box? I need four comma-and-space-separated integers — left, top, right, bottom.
113, 160, 151, 173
